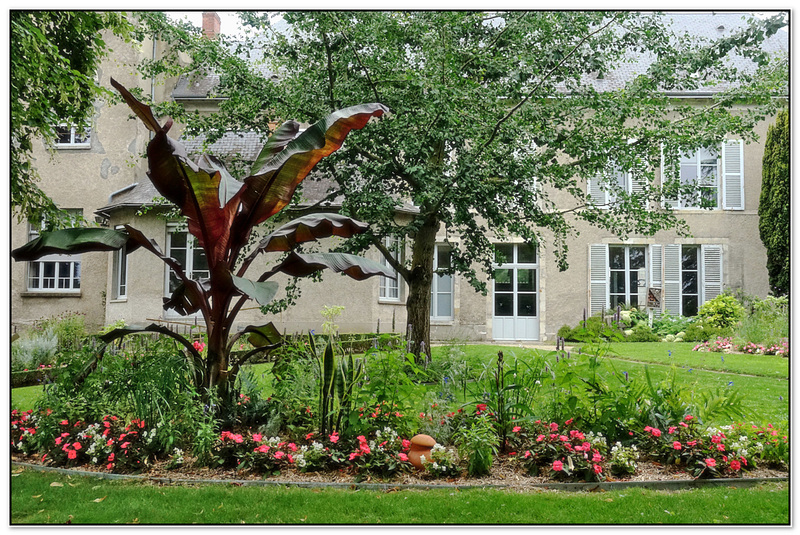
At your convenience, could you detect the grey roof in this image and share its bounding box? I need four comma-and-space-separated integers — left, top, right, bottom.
575, 12, 788, 94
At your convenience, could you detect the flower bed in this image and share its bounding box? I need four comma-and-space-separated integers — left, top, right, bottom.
11, 410, 788, 485
693, 337, 789, 357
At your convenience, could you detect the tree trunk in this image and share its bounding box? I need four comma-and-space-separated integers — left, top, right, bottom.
405, 215, 439, 364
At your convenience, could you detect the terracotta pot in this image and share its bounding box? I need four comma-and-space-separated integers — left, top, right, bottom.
407, 434, 436, 470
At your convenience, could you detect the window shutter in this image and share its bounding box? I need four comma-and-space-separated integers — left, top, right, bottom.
588, 176, 607, 207
589, 244, 608, 314
660, 145, 679, 209
663, 244, 681, 315
650, 244, 663, 316
702, 245, 723, 303
721, 140, 744, 210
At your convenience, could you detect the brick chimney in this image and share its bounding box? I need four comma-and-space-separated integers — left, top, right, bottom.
202, 12, 221, 39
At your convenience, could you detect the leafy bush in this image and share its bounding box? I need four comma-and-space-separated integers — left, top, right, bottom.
11, 327, 58, 371
734, 295, 788, 348
559, 315, 624, 343
454, 414, 498, 477
420, 444, 461, 478
514, 420, 607, 482
34, 312, 87, 352
652, 312, 695, 336
697, 294, 745, 330
682, 322, 733, 342
625, 324, 660, 342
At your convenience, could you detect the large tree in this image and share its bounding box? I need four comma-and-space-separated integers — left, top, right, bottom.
11, 11, 135, 226
758, 109, 789, 296
175, 11, 787, 358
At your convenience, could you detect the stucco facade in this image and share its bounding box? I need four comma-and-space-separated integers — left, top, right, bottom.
11, 12, 785, 344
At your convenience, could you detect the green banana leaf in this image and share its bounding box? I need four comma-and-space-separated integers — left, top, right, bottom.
11, 228, 128, 261
230, 275, 279, 306
271, 251, 396, 281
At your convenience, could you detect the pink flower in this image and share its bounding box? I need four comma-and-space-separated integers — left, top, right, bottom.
108, 453, 115, 462
687, 440, 697, 446
559, 435, 569, 442
401, 439, 411, 450
398, 453, 409, 462
107, 463, 113, 470
536, 435, 545, 442
305, 432, 315, 440
685, 415, 694, 421
55, 438, 62, 445
651, 428, 662, 438
673, 441, 682, 450
593, 464, 602, 474
592, 452, 602, 462
121, 442, 131, 449
274, 451, 285, 459
348, 452, 358, 461
73, 442, 82, 450
512, 426, 522, 433
524, 451, 531, 459
60, 420, 69, 426
329, 432, 340, 444
668, 427, 677, 434
476, 404, 488, 412
67, 450, 77, 460
564, 418, 574, 426
288, 443, 297, 452
552, 460, 563, 471
549, 422, 559, 432
705, 458, 716, 468
252, 433, 263, 443
357, 435, 367, 443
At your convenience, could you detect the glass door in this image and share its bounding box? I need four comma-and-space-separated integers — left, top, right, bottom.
492, 243, 539, 340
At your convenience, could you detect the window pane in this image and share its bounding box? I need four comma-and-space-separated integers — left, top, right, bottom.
683, 296, 698, 317
494, 269, 513, 292
437, 247, 451, 270
73, 262, 81, 289
43, 262, 56, 288
56, 126, 72, 144
610, 270, 626, 294
629, 271, 640, 294
610, 295, 625, 309
170, 248, 186, 268
681, 247, 698, 270
517, 243, 536, 264
494, 294, 513, 317
495, 244, 513, 264
630, 295, 638, 308
609, 246, 625, 269
170, 232, 187, 248
517, 269, 536, 292
28, 262, 40, 289
436, 292, 452, 318
682, 271, 698, 295
629, 247, 646, 269
680, 164, 698, 185
193, 247, 209, 272
518, 293, 536, 317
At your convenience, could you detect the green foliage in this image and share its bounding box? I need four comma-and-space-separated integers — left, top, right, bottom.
734, 296, 788, 348
626, 324, 661, 342
682, 322, 732, 343
697, 294, 746, 330
559, 314, 625, 343
652, 312, 695, 337
454, 414, 499, 477
11, 328, 58, 371
183, 10, 786, 355
759, 108, 789, 296
10, 11, 134, 224
34, 312, 87, 352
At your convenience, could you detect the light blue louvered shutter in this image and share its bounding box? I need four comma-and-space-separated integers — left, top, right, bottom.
588, 176, 607, 207
721, 140, 744, 210
663, 244, 681, 315
650, 244, 663, 317
589, 244, 608, 315
702, 245, 723, 303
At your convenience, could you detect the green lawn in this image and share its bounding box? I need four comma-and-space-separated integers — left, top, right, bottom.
11, 469, 789, 525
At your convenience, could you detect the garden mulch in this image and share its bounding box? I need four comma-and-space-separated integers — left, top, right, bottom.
12, 453, 787, 492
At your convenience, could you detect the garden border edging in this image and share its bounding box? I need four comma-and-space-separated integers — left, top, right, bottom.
12, 462, 787, 493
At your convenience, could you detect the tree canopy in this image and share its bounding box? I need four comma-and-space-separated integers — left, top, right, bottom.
168, 11, 787, 356
10, 11, 136, 226
758, 109, 789, 296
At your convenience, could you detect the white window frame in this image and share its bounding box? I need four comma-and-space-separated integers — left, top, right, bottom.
112, 225, 128, 300
54, 124, 91, 148
164, 225, 210, 300
662, 145, 724, 210
26, 211, 83, 293
430, 244, 454, 321
608, 244, 646, 310
379, 236, 403, 302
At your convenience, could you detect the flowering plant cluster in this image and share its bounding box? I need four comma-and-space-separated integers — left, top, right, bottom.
635, 415, 782, 478
11, 409, 41, 455
38, 416, 155, 472
345, 427, 412, 478
693, 337, 789, 357
609, 442, 639, 475
512, 420, 608, 482
420, 444, 461, 478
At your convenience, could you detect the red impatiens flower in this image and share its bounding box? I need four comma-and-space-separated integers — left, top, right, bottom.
673, 441, 682, 450
552, 460, 563, 471
512, 426, 522, 433
398, 453, 409, 462
705, 458, 716, 468
593, 464, 602, 474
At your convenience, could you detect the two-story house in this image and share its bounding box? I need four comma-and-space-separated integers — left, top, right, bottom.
11, 12, 788, 344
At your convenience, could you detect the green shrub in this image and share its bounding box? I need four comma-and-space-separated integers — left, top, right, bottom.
625, 324, 660, 342
682, 322, 733, 343
697, 294, 745, 330
34, 312, 87, 352
652, 312, 695, 336
11, 327, 58, 371
454, 414, 498, 477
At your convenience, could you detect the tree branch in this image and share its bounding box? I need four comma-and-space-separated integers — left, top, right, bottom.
331, 13, 382, 103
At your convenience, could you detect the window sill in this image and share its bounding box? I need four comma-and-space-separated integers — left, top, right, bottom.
21, 291, 81, 298
378, 299, 405, 306
431, 319, 455, 326
109, 298, 128, 304
55, 145, 91, 150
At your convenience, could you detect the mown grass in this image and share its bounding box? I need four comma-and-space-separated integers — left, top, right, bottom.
11, 469, 789, 525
